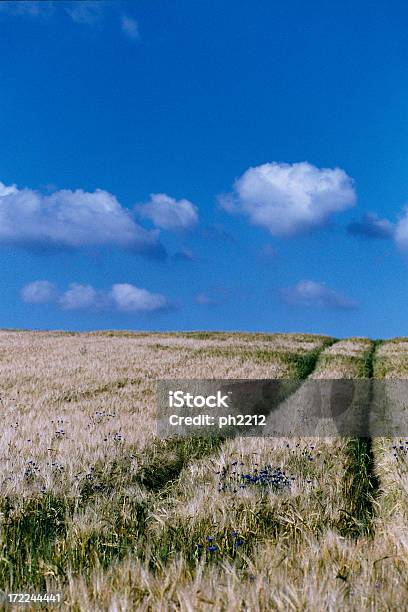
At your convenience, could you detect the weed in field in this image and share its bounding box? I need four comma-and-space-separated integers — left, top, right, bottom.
216, 460, 293, 493
390, 440, 408, 458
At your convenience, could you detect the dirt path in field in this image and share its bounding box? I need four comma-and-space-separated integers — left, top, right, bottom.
259, 339, 381, 537
129, 339, 381, 577
340, 341, 380, 537
137, 339, 337, 492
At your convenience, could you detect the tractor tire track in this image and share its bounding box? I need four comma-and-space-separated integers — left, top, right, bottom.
339, 341, 381, 537
137, 340, 336, 492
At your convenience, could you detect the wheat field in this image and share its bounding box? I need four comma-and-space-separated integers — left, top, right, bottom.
0, 330, 407, 610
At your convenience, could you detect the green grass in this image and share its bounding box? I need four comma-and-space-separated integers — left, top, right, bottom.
340, 437, 379, 537
338, 341, 380, 537
137, 436, 224, 491
0, 494, 147, 591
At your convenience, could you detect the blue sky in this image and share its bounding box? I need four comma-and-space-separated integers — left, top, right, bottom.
1, 0, 408, 337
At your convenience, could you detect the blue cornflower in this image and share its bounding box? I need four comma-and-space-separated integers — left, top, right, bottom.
208, 545, 218, 552
235, 539, 244, 547
207, 536, 214, 542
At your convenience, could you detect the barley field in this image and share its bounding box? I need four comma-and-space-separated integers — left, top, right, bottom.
1, 330, 408, 610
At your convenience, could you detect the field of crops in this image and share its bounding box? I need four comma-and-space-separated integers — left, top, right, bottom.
1, 330, 408, 610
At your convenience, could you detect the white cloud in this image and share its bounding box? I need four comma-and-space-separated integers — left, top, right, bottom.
282, 280, 357, 310
0, 180, 165, 257
110, 283, 168, 312
0, 183, 18, 197
59, 283, 104, 311
121, 14, 139, 39
220, 161, 356, 236
21, 281, 170, 313
394, 207, 408, 250
0, 1, 54, 17
348, 213, 394, 239
137, 193, 199, 232
21, 280, 59, 304
0, 1, 133, 35
65, 1, 105, 26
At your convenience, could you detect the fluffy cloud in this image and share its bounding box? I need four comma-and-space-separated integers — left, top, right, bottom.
0, 1, 54, 17
394, 207, 408, 250
59, 283, 104, 311
0, 1, 138, 39
121, 15, 139, 39
65, 1, 105, 26
21, 281, 170, 313
21, 280, 59, 304
0, 181, 165, 258
347, 213, 394, 239
282, 280, 357, 310
137, 193, 199, 232
111, 283, 168, 312
0, 0, 106, 26
220, 161, 356, 236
